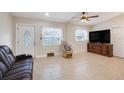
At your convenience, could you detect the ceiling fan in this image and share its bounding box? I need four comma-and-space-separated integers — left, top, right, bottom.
72, 12, 99, 22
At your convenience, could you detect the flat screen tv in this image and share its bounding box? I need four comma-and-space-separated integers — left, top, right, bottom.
89, 29, 110, 43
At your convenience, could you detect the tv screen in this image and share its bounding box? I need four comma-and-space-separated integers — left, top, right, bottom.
89, 29, 110, 43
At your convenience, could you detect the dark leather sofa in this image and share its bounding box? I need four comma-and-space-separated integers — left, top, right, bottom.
0, 45, 33, 80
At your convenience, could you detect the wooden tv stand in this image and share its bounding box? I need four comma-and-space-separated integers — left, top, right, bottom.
87, 43, 113, 57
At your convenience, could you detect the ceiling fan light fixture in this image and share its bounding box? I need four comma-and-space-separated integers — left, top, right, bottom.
80, 19, 87, 22
72, 12, 99, 23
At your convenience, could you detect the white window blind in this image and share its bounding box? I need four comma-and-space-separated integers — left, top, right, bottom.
42, 27, 63, 45
75, 29, 88, 41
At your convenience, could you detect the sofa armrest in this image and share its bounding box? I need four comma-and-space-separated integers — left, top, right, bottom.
16, 54, 32, 61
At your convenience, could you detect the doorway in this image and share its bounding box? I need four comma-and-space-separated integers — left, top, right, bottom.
16, 24, 36, 57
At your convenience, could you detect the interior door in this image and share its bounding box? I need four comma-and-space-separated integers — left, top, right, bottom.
111, 27, 124, 58
16, 25, 35, 57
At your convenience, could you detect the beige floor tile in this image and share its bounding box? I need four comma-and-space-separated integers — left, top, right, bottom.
33, 52, 124, 80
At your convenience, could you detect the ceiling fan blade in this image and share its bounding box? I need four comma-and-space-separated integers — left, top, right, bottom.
86, 18, 90, 21
72, 17, 80, 19
81, 16, 90, 21
87, 15, 99, 18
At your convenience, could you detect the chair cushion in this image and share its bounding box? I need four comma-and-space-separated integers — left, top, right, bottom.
64, 45, 72, 51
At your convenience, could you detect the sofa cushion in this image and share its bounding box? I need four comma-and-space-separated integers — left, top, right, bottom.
3, 72, 31, 80
0, 46, 15, 64
0, 46, 15, 59
0, 45, 33, 80
22, 78, 30, 80
16, 54, 32, 61
13, 57, 33, 70
13, 62, 32, 70
0, 61, 8, 76
0, 51, 12, 70
5, 67, 32, 77
0, 69, 3, 79
16, 56, 33, 64
5, 58, 32, 76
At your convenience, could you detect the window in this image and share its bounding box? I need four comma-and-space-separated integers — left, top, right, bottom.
42, 28, 63, 45
75, 29, 88, 41
23, 31, 31, 47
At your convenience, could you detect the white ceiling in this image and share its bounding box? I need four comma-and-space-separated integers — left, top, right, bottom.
11, 12, 123, 25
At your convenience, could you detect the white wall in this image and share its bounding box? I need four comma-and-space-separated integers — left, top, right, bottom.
0, 13, 14, 51
36, 22, 67, 57
13, 17, 67, 57
93, 14, 124, 30
67, 23, 92, 53
14, 17, 92, 57
93, 14, 124, 58
4, 13, 124, 57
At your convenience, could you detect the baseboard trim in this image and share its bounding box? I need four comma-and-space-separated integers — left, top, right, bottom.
36, 53, 62, 58
36, 55, 47, 58
36, 51, 87, 58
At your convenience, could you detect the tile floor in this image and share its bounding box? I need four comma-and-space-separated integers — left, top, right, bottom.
33, 52, 124, 80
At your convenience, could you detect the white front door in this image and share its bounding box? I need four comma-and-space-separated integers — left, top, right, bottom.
16, 25, 35, 57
